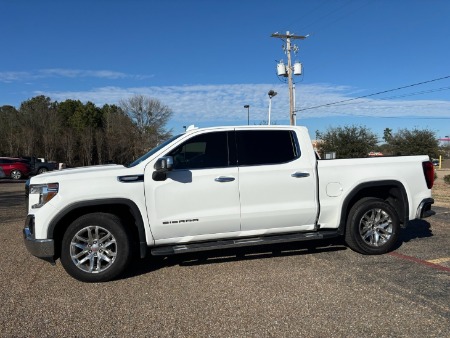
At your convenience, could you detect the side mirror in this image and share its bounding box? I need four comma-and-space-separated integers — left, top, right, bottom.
152, 156, 173, 181
154, 156, 173, 171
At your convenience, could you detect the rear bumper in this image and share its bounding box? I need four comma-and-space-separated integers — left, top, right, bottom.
23, 215, 55, 263
416, 198, 435, 219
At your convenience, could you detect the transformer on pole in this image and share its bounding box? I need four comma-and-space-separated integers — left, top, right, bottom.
271, 31, 308, 125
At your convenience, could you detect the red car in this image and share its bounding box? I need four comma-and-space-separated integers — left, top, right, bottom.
0, 157, 31, 180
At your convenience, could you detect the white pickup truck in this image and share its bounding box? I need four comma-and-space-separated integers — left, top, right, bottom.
23, 125, 435, 282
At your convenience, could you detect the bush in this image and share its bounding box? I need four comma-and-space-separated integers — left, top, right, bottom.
444, 175, 450, 185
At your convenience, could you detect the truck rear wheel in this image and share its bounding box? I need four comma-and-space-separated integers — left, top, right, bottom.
345, 197, 400, 255
60, 213, 131, 282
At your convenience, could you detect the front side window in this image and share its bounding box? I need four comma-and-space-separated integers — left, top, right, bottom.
168, 132, 230, 170
127, 134, 183, 168
236, 130, 299, 166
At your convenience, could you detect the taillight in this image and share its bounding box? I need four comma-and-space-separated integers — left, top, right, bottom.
422, 161, 434, 189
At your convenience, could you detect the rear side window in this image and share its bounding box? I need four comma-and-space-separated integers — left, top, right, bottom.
236, 130, 299, 166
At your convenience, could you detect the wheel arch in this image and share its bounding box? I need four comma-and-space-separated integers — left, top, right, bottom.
48, 198, 148, 259
337, 180, 409, 234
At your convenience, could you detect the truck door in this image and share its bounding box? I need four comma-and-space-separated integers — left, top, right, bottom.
236, 129, 318, 233
145, 131, 241, 242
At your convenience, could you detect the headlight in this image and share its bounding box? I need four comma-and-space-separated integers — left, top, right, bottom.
30, 183, 59, 209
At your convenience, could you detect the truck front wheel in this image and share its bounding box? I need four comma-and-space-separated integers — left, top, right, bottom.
345, 197, 400, 255
60, 213, 131, 282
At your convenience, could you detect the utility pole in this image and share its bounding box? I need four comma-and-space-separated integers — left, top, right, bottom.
271, 31, 307, 125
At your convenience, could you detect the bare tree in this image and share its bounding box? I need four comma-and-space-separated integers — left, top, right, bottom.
2, 96, 171, 167
61, 129, 77, 165
79, 127, 94, 166
120, 95, 173, 153
0, 105, 20, 155
41, 103, 61, 160
18, 96, 61, 159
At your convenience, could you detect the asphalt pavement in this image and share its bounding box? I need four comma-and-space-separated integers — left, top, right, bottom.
0, 182, 449, 337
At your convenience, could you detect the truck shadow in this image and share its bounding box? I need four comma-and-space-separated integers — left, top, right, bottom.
124, 219, 436, 281
124, 239, 347, 280
398, 219, 433, 243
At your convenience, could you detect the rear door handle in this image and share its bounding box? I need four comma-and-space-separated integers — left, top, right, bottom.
215, 176, 235, 182
291, 172, 310, 178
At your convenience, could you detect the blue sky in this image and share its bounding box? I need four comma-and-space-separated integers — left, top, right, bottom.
1, 0, 450, 141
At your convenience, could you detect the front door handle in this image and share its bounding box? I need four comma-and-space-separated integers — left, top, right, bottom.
215, 176, 235, 182
291, 172, 310, 178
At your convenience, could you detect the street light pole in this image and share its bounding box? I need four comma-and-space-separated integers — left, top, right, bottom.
446, 135, 450, 158
244, 105, 250, 125
268, 90, 277, 125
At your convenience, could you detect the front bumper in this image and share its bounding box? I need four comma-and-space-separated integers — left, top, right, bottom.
23, 215, 55, 264
416, 198, 435, 219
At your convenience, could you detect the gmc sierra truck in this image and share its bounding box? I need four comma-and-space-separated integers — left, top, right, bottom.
23, 125, 435, 282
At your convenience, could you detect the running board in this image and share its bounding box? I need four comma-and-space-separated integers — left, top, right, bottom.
151, 230, 340, 256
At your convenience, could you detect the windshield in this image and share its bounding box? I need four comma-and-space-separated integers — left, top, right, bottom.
127, 134, 183, 167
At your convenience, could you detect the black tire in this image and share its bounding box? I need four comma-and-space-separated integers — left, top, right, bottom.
10, 169, 22, 180
37, 167, 48, 174
60, 213, 131, 282
345, 197, 400, 255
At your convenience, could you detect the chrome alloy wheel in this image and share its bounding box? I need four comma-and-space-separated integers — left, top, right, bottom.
70, 226, 117, 273
358, 208, 393, 247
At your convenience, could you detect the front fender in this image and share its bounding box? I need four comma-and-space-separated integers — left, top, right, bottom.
47, 198, 149, 258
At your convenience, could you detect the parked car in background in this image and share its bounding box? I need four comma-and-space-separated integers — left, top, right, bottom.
20, 156, 57, 175
0, 167, 5, 178
0, 157, 31, 180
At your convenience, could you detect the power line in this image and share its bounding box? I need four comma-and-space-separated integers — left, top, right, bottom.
294, 75, 450, 113
338, 114, 450, 120
285, 0, 329, 29
299, 0, 371, 34
309, 86, 450, 110
285, 0, 371, 37
377, 86, 450, 101
295, 0, 354, 32
301, 109, 450, 120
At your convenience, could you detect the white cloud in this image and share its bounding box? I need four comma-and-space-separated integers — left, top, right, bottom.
0, 69, 152, 82
39, 69, 129, 79
5, 68, 449, 124
36, 83, 450, 123
0, 71, 31, 83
